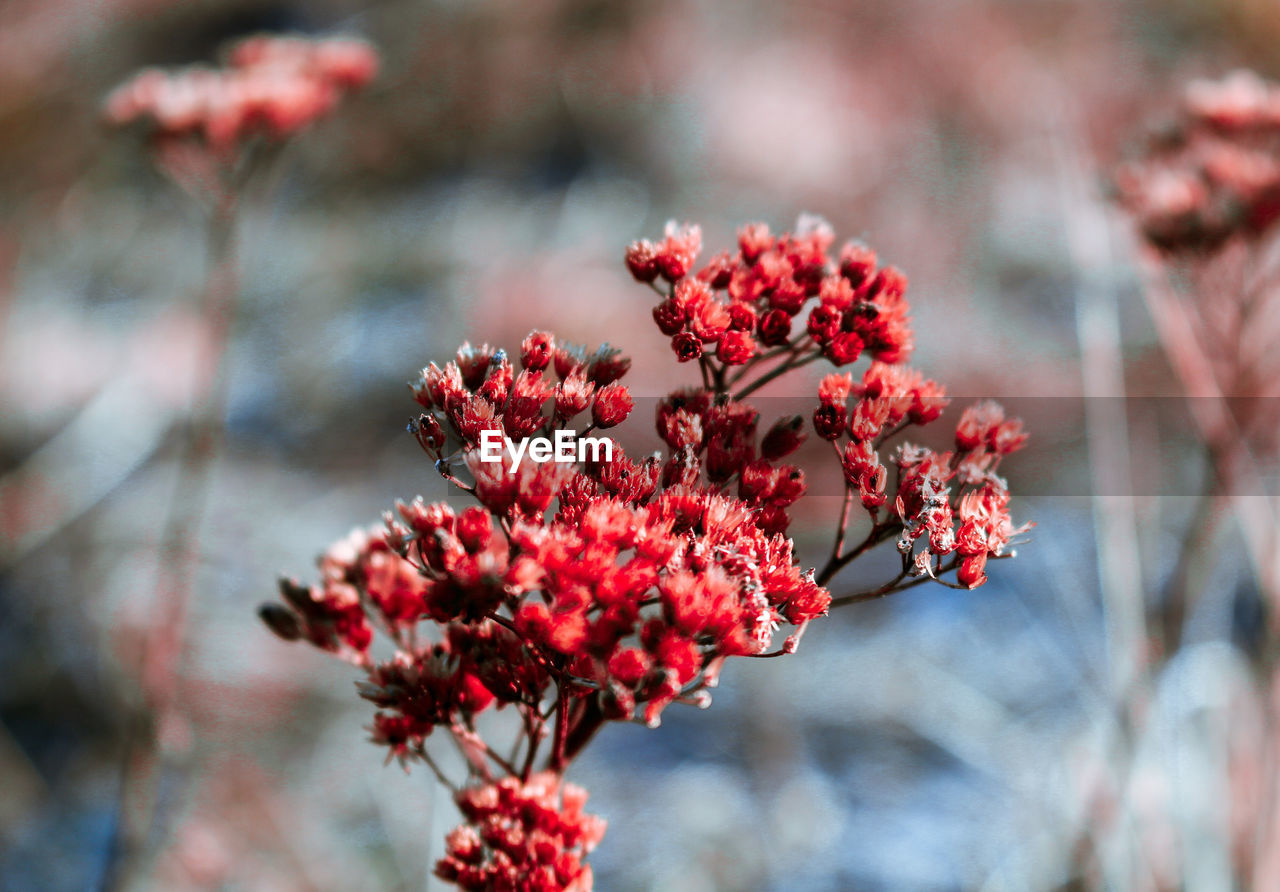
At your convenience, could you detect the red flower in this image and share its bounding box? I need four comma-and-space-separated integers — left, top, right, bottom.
624, 239, 660, 282
823, 331, 864, 366
652, 299, 687, 335
591, 382, 633, 428
738, 221, 773, 263
1115, 71, 1280, 251
757, 308, 792, 347
655, 221, 703, 281
955, 401, 1006, 452
691, 299, 731, 343
727, 303, 757, 332
807, 304, 842, 342
671, 331, 703, 362
521, 330, 556, 371
555, 367, 596, 419
436, 773, 606, 891
839, 240, 877, 286
957, 553, 989, 589
717, 329, 757, 365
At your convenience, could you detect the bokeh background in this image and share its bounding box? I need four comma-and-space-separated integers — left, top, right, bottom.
3, 0, 1280, 889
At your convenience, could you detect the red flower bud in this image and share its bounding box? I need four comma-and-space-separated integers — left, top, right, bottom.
761, 415, 806, 460
769, 279, 807, 314
456, 506, 494, 552
607, 647, 653, 686
411, 413, 446, 454
587, 349, 631, 386
727, 303, 757, 331
625, 239, 660, 282
520, 330, 555, 371
860, 464, 888, 510
653, 298, 688, 336
671, 332, 703, 362
757, 308, 792, 347
813, 403, 848, 440
737, 222, 772, 263
823, 331, 864, 365
699, 250, 735, 289
656, 222, 702, 282
592, 382, 633, 428
807, 304, 842, 343
839, 240, 877, 285
716, 330, 757, 365
957, 552, 989, 589
661, 409, 704, 450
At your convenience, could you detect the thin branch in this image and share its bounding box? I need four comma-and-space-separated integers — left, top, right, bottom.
830, 488, 855, 566
549, 683, 571, 772
815, 521, 898, 587
733, 351, 822, 400
415, 744, 457, 793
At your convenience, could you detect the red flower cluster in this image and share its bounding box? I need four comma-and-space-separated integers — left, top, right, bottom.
263, 219, 1030, 890
629, 216, 913, 372
104, 34, 377, 151
656, 389, 809, 535
270, 330, 829, 741
435, 773, 606, 892
412, 337, 631, 451
816, 367, 1029, 590
1115, 70, 1280, 252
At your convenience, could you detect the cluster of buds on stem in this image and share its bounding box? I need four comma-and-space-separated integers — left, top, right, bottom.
629, 215, 912, 376
262, 218, 1031, 889
436, 772, 606, 890
811, 341, 1030, 594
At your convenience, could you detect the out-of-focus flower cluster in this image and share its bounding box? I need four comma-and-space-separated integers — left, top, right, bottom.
1112, 70, 1280, 480
261, 220, 1029, 889
435, 773, 606, 892
1115, 70, 1280, 252
104, 34, 377, 153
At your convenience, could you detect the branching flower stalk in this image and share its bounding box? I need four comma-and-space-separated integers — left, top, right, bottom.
101, 34, 377, 888
1113, 70, 1280, 652
1110, 69, 1280, 889
260, 217, 1031, 889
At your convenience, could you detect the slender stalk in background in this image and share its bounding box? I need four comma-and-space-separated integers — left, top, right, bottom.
1055, 116, 1156, 890
97, 36, 378, 886
105, 193, 240, 890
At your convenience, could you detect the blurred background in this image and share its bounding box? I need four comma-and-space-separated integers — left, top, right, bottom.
3, 0, 1280, 889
